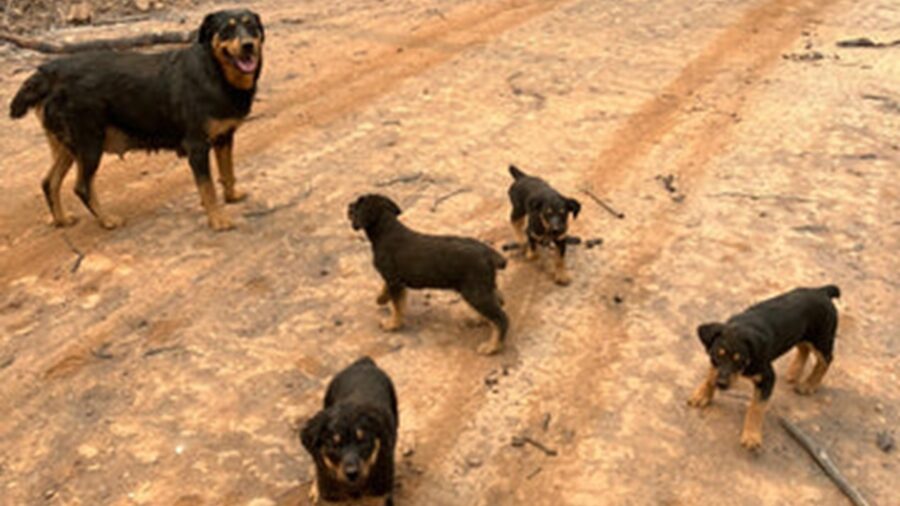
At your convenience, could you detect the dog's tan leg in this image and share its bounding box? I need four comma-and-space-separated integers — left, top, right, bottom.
196, 176, 234, 231
785, 342, 811, 383
214, 142, 247, 203
42, 135, 77, 227
380, 289, 406, 331
74, 158, 123, 230
308, 475, 319, 504
477, 324, 503, 355
687, 366, 717, 407
795, 349, 830, 395
740, 389, 767, 450
376, 284, 390, 306
553, 247, 572, 286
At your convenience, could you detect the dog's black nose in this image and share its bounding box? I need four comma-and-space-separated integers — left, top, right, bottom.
716, 378, 731, 390
241, 41, 255, 54
344, 465, 360, 482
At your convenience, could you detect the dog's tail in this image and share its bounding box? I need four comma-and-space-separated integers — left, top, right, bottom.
508, 164, 528, 181
489, 248, 507, 270
818, 284, 841, 299
10, 70, 50, 119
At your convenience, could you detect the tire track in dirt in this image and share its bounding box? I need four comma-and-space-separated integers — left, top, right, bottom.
0, 0, 564, 288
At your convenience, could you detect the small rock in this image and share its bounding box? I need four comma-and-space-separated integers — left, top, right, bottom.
465, 455, 482, 468
612, 295, 624, 304
876, 431, 894, 453
134, 0, 153, 11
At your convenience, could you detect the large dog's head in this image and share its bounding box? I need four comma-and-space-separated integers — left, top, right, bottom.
697, 323, 753, 390
199, 9, 264, 90
348, 194, 402, 232
300, 403, 393, 488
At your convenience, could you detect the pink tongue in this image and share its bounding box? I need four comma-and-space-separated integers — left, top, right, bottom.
235, 57, 258, 73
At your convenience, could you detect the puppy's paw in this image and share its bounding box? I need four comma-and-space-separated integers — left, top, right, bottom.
554, 270, 572, 286
793, 383, 818, 396
224, 188, 248, 203
524, 247, 537, 261
376, 292, 390, 306
687, 390, 712, 408
207, 211, 235, 231
740, 430, 763, 451
98, 214, 124, 230
380, 317, 402, 331
51, 214, 79, 228
477, 340, 502, 355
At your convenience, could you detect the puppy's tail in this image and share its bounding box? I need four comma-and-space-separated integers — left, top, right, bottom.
818, 284, 841, 299
10, 70, 50, 119
508, 164, 528, 181
489, 249, 507, 270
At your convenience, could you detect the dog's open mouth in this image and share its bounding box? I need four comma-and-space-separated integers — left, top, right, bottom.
230, 52, 259, 74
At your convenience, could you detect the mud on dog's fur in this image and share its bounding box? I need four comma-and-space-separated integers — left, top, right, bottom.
507, 165, 581, 285
349, 193, 509, 355
9, 9, 264, 231
687, 285, 840, 450
301, 357, 398, 506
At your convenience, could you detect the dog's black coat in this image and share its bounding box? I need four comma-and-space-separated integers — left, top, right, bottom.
9, 9, 263, 230
301, 357, 397, 505
348, 193, 509, 353
697, 284, 840, 400
507, 165, 581, 285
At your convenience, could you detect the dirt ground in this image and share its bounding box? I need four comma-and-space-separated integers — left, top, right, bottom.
0, 0, 898, 505
0, 0, 200, 33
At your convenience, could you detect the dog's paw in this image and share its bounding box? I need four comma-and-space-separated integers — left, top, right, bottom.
224, 188, 248, 203
524, 247, 537, 261
740, 430, 763, 451
98, 214, 124, 230
380, 317, 402, 331
376, 293, 390, 306
554, 270, 572, 286
51, 214, 79, 228
687, 391, 712, 408
793, 383, 818, 396
207, 211, 235, 231
477, 339, 502, 356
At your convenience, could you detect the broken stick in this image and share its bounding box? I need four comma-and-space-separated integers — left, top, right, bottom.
580, 188, 625, 219
0, 29, 195, 54
779, 417, 871, 506
511, 435, 558, 457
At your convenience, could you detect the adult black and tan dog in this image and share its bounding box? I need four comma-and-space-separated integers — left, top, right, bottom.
348, 193, 509, 355
301, 357, 398, 506
9, 9, 264, 231
507, 165, 581, 285
687, 285, 841, 450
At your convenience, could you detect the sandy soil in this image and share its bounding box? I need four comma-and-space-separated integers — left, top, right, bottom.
0, 0, 897, 505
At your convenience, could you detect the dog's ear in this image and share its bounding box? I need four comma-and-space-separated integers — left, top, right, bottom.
566, 198, 581, 219
252, 12, 265, 41
198, 12, 218, 44
300, 411, 328, 454
382, 198, 402, 217
697, 323, 725, 350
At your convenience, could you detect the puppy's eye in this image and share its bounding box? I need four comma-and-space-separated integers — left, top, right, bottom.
331, 433, 341, 445
717, 349, 726, 357
733, 353, 741, 362
356, 428, 365, 441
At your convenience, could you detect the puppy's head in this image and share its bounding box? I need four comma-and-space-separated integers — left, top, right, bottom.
348, 194, 402, 231
199, 9, 264, 90
528, 194, 581, 239
300, 403, 390, 487
697, 323, 752, 390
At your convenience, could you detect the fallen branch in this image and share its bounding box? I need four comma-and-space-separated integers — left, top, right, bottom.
430, 188, 470, 212
374, 172, 423, 187
779, 417, 871, 506
579, 187, 625, 219
511, 435, 558, 457
0, 29, 195, 54
60, 233, 85, 273
836, 37, 900, 49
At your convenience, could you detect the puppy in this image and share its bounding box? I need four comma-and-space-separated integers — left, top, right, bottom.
301, 357, 398, 506
687, 285, 841, 450
507, 165, 581, 285
9, 9, 264, 231
348, 193, 509, 355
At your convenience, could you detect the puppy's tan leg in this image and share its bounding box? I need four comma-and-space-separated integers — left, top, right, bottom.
740, 389, 767, 450
511, 216, 526, 244
376, 284, 390, 306
785, 342, 811, 383
308, 474, 319, 504
214, 141, 247, 203
477, 324, 503, 355
42, 135, 77, 227
553, 247, 572, 286
687, 366, 717, 407
380, 288, 406, 331
794, 349, 830, 395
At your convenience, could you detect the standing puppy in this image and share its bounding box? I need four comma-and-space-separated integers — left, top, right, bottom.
687, 285, 841, 450
507, 165, 581, 285
301, 357, 398, 506
9, 9, 264, 231
348, 193, 509, 355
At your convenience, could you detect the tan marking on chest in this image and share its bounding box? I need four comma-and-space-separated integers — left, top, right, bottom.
206, 118, 243, 141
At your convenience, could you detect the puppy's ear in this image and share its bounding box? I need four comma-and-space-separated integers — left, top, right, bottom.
566, 198, 581, 219
300, 411, 328, 454
526, 197, 542, 214
697, 323, 725, 350
198, 13, 218, 44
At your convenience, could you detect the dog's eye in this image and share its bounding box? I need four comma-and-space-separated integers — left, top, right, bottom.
331, 433, 341, 446
356, 428, 365, 441
733, 353, 741, 362
220, 25, 236, 38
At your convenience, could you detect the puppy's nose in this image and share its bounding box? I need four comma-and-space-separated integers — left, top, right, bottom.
716, 377, 731, 390
344, 464, 360, 482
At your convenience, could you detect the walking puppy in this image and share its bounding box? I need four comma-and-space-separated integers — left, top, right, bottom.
301, 357, 398, 505
9, 9, 264, 231
687, 285, 841, 450
507, 165, 581, 285
348, 193, 509, 355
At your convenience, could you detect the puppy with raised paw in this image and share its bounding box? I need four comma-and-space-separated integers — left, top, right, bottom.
301, 356, 398, 506
687, 285, 841, 450
349, 193, 509, 355
507, 165, 581, 285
